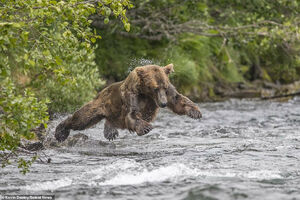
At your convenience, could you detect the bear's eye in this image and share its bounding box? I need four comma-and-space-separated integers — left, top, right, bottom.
154, 88, 159, 92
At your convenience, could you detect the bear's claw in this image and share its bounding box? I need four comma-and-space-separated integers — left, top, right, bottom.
104, 123, 119, 141
136, 120, 153, 136
105, 129, 119, 141
187, 109, 202, 119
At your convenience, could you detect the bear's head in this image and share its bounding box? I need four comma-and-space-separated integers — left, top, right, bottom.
135, 64, 174, 108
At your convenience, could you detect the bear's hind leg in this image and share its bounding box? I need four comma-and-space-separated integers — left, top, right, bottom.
55, 102, 105, 142
104, 121, 119, 141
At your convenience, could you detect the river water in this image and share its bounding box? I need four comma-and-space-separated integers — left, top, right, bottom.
1, 98, 300, 200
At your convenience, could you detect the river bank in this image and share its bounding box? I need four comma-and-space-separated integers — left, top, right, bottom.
186, 80, 300, 102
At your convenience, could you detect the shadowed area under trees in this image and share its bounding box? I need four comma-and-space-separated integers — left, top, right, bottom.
93, 0, 300, 100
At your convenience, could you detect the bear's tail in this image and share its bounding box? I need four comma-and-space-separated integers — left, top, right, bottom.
55, 121, 70, 142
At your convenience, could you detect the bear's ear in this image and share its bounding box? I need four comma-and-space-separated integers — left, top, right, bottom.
164, 63, 174, 75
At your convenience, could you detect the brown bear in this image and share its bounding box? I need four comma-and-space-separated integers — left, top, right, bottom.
55, 64, 202, 142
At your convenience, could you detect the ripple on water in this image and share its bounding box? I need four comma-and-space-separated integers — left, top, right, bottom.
1, 99, 300, 200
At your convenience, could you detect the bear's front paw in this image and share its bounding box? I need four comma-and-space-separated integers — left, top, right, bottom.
136, 120, 153, 136
104, 128, 119, 141
104, 123, 119, 141
187, 107, 202, 119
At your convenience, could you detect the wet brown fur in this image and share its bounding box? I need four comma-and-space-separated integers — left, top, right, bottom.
55, 64, 202, 142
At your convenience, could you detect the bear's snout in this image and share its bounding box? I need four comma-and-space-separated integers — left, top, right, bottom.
157, 89, 168, 108
160, 102, 167, 108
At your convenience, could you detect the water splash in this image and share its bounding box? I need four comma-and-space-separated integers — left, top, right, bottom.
127, 58, 161, 74
2, 99, 300, 200
23, 178, 73, 191
99, 163, 197, 186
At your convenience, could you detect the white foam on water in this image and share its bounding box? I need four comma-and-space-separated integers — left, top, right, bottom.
99, 163, 198, 186
90, 159, 138, 173
195, 169, 282, 180
23, 177, 73, 191
21, 158, 283, 190
22, 159, 139, 190
98, 168, 283, 186
88, 159, 141, 181
196, 170, 237, 178
244, 170, 282, 179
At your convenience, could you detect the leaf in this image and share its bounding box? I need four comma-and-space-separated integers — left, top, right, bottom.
23, 54, 28, 61
55, 56, 63, 65
124, 23, 130, 32
104, 18, 109, 24
91, 38, 96, 43
105, 8, 111, 16
28, 60, 35, 67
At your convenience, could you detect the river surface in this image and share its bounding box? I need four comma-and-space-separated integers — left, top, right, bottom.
1, 99, 300, 200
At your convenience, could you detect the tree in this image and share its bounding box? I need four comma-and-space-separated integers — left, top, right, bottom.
92, 0, 300, 42
93, 0, 300, 93
0, 0, 132, 174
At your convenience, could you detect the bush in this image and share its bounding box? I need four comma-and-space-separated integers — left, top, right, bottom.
0, 0, 131, 173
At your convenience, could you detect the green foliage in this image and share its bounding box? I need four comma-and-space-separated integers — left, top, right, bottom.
0, 0, 131, 173
207, 0, 300, 82
95, 0, 300, 98
95, 34, 153, 81
0, 79, 48, 171
168, 47, 199, 90
0, 79, 49, 143
95, 33, 244, 95
18, 156, 37, 175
